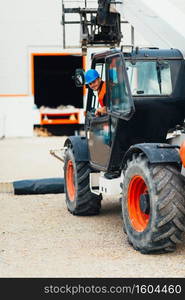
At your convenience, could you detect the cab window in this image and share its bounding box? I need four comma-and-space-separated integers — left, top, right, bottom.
126, 60, 172, 95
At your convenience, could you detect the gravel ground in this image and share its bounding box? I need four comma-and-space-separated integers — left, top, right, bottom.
1, 136, 185, 278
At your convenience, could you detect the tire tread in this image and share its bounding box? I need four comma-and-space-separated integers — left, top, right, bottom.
122, 154, 185, 254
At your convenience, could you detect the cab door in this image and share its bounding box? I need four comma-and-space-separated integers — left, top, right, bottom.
86, 52, 135, 171
106, 52, 135, 119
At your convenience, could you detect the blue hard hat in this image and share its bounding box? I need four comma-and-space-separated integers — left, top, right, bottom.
85, 69, 99, 84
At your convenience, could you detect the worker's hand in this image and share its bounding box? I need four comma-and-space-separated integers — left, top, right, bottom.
95, 106, 107, 117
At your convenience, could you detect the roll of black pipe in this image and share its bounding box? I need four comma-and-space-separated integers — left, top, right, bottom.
13, 178, 64, 195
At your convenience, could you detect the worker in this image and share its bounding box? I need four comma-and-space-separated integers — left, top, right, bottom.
85, 68, 120, 179
85, 69, 107, 116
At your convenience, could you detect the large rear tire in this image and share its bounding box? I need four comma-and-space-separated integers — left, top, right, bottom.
64, 148, 102, 216
122, 153, 185, 254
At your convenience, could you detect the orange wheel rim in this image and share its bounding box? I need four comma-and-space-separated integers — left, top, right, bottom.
128, 175, 150, 232
66, 160, 75, 201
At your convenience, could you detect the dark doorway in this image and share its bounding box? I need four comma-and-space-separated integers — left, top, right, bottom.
33, 54, 83, 108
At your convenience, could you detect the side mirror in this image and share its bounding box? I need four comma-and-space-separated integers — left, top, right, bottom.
73, 69, 85, 87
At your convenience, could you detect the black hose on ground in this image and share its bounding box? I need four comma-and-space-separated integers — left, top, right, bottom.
13, 178, 64, 195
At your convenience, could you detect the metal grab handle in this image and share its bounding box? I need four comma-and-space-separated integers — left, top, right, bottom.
49, 147, 67, 162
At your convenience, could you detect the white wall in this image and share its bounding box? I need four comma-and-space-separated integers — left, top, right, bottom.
0, 96, 34, 137
0, 0, 62, 95
122, 0, 185, 53
0, 0, 63, 136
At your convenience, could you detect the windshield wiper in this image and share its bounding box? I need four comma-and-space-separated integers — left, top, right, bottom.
156, 63, 162, 94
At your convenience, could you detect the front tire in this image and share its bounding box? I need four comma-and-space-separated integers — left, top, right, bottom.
64, 148, 102, 216
122, 154, 185, 254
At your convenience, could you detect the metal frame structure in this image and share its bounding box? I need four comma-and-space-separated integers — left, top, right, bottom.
61, 0, 124, 55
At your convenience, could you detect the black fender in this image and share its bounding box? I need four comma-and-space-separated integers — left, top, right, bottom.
122, 143, 181, 169
64, 136, 89, 161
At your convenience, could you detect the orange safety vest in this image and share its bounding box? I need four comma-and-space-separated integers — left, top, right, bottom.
98, 81, 106, 107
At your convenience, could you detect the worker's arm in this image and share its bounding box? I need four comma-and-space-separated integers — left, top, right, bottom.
95, 106, 107, 116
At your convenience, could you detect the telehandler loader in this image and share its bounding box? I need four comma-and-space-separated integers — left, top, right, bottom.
61, 47, 185, 254
51, 1, 185, 254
